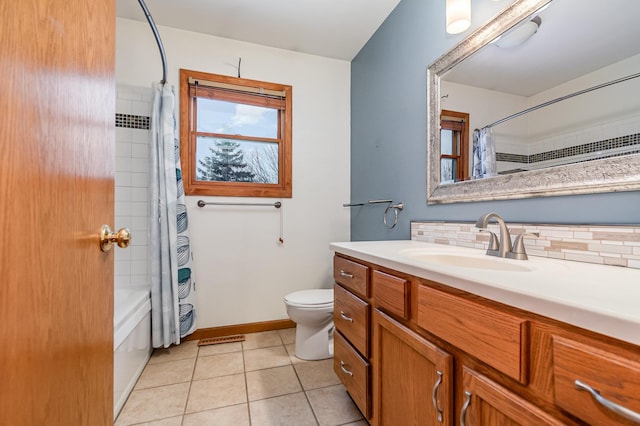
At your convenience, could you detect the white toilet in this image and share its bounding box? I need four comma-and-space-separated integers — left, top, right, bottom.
284, 288, 334, 360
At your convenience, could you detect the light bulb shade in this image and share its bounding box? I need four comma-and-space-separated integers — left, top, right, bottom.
495, 19, 540, 48
446, 0, 471, 34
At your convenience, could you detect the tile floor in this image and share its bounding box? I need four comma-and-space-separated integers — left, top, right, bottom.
115, 328, 367, 426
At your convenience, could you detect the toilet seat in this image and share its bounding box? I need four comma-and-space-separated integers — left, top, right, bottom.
284, 289, 333, 308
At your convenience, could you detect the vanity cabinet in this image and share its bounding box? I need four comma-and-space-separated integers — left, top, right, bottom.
460, 367, 563, 425
332, 252, 640, 426
372, 309, 453, 425
333, 256, 372, 419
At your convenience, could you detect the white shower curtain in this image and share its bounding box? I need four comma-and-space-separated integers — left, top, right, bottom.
472, 127, 497, 179
150, 82, 197, 348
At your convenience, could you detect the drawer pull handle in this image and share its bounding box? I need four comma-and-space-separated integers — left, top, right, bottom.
340, 270, 354, 279
340, 361, 353, 377
460, 391, 471, 426
575, 380, 640, 423
431, 370, 444, 423
340, 311, 354, 322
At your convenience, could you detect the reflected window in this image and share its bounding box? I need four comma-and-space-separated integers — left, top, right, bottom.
440, 110, 469, 182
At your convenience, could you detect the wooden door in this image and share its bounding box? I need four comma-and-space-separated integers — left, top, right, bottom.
0, 0, 115, 424
460, 367, 564, 425
372, 309, 453, 426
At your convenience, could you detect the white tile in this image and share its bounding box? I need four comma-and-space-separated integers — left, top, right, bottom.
130, 274, 150, 286
116, 171, 132, 187
133, 100, 151, 116
116, 99, 133, 115
114, 247, 131, 261
116, 126, 132, 142
131, 201, 149, 217
131, 231, 149, 246
132, 158, 149, 173
132, 142, 149, 159
116, 156, 132, 173
115, 187, 132, 202
131, 187, 148, 202
131, 260, 148, 275
131, 216, 149, 231
116, 141, 132, 157
114, 260, 131, 276
131, 172, 149, 187
115, 202, 131, 217
132, 128, 150, 143
131, 246, 148, 261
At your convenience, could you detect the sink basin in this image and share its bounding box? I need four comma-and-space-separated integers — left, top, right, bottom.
404, 252, 533, 272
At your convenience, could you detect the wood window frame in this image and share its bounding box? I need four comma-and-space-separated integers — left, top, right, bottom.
179, 68, 292, 197
440, 109, 470, 182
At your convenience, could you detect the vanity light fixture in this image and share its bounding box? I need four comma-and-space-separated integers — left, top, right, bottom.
495, 15, 542, 48
446, 0, 471, 34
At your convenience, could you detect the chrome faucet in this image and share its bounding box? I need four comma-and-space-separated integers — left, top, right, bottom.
475, 212, 513, 258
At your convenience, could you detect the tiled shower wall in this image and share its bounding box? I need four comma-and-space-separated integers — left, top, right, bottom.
411, 221, 640, 269
115, 85, 152, 290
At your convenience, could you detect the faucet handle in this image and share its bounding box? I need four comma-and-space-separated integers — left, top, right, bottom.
479, 229, 499, 256
506, 232, 540, 260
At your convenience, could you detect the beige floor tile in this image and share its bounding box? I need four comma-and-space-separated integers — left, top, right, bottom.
285, 343, 310, 365
193, 351, 244, 380
148, 340, 199, 364
182, 403, 250, 426
307, 384, 363, 426
197, 341, 242, 356
244, 346, 291, 371
242, 330, 284, 350
115, 382, 189, 425
294, 359, 340, 390
185, 374, 247, 413
123, 416, 183, 426
340, 421, 369, 426
134, 358, 195, 389
249, 392, 318, 426
246, 365, 302, 401
278, 327, 296, 345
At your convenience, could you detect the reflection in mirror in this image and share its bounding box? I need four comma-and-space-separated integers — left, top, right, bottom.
427, 0, 640, 204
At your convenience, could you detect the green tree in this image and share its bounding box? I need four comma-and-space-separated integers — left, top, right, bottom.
197, 140, 255, 182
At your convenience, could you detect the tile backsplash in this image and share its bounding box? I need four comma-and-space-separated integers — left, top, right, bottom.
411, 221, 640, 269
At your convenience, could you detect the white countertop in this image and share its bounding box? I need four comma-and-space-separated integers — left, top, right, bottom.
330, 240, 640, 346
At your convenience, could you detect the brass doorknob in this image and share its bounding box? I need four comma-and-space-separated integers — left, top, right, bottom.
99, 225, 131, 252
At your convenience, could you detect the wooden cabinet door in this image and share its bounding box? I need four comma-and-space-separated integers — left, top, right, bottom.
373, 309, 453, 426
460, 367, 563, 426
0, 0, 115, 424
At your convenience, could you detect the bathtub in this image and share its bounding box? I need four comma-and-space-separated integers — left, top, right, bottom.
114, 288, 152, 419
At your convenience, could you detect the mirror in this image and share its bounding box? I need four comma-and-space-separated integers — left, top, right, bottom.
427, 0, 640, 204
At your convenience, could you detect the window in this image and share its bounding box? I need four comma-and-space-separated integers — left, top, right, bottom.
440, 110, 469, 182
179, 69, 292, 197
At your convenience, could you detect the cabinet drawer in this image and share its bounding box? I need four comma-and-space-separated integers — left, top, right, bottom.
372, 270, 409, 320
334, 284, 370, 357
417, 285, 528, 383
552, 336, 640, 425
334, 256, 369, 298
334, 331, 370, 418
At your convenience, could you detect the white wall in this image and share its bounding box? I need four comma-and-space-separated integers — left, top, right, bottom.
116, 18, 351, 327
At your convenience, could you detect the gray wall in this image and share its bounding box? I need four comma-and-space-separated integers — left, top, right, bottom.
350, 0, 640, 241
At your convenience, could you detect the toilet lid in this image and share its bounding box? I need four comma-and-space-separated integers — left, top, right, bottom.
284, 289, 334, 306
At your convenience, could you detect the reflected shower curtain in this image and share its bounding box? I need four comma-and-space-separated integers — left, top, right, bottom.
150, 82, 197, 348
472, 127, 497, 179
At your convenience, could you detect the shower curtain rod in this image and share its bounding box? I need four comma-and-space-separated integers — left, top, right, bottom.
482, 72, 640, 130
137, 0, 167, 84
